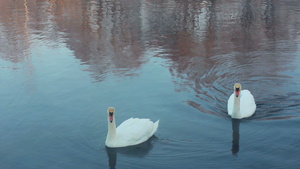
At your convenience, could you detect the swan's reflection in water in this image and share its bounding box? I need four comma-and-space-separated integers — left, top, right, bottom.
231, 119, 241, 156
106, 136, 157, 169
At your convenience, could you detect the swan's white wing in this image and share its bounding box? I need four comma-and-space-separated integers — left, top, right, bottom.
227, 93, 234, 116
116, 118, 158, 147
240, 90, 256, 118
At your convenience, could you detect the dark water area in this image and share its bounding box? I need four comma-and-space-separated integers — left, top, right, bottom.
0, 0, 300, 168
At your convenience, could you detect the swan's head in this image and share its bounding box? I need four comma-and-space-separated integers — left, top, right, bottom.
107, 107, 115, 123
234, 83, 242, 97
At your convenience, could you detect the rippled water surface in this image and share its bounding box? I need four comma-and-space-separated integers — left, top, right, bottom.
0, 0, 300, 168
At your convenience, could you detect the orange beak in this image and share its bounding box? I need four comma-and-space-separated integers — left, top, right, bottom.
235, 88, 240, 97
109, 112, 113, 123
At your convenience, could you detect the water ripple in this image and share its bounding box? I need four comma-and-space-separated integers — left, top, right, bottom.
179, 51, 300, 121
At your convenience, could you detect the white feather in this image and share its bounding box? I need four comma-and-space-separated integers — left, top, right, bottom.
106, 108, 159, 148
227, 86, 256, 119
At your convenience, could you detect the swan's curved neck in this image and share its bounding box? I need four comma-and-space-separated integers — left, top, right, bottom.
107, 116, 116, 139
232, 96, 241, 119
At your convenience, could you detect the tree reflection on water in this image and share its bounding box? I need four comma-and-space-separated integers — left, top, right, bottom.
0, 0, 299, 118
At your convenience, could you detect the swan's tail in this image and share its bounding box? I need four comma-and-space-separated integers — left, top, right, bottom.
151, 120, 159, 136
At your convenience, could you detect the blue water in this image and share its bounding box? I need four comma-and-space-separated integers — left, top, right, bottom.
0, 0, 299, 168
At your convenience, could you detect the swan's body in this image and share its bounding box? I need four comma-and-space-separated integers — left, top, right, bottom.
227, 83, 256, 119
106, 107, 159, 148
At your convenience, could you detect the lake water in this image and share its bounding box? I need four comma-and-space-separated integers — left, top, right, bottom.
0, 0, 299, 168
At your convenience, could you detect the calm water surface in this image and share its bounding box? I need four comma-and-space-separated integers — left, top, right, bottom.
0, 0, 300, 168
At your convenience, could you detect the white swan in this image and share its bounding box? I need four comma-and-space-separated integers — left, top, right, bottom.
227, 83, 256, 119
105, 107, 159, 148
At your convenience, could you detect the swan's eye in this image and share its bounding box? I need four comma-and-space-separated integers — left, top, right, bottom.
109, 112, 113, 116
236, 88, 240, 91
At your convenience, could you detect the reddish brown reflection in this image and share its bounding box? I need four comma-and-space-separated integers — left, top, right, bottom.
54, 0, 145, 76
1, 0, 299, 118
0, 0, 30, 63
